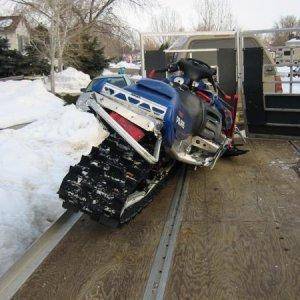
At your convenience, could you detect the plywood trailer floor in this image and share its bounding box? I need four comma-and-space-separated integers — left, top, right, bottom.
13, 140, 299, 300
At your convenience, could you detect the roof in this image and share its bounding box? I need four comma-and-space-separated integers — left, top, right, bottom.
0, 15, 25, 33
286, 38, 300, 46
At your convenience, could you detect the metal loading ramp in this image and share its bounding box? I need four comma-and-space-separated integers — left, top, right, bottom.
3, 140, 299, 300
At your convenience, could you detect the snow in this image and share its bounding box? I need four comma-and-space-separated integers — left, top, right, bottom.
285, 38, 300, 46
45, 67, 91, 94
130, 74, 142, 82
101, 69, 142, 82
276, 67, 300, 94
276, 66, 290, 77
281, 76, 300, 94
101, 68, 118, 76
0, 80, 64, 129
0, 82, 108, 277
109, 61, 140, 70
0, 19, 13, 28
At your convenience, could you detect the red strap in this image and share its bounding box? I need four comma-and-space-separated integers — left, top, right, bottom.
148, 69, 156, 78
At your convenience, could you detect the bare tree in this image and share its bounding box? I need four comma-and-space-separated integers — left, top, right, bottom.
71, 0, 147, 25
272, 15, 300, 46
13, 0, 81, 92
150, 8, 183, 47
13, 0, 150, 92
143, 37, 159, 50
193, 0, 235, 31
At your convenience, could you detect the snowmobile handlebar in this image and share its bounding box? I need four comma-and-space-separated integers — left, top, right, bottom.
149, 58, 218, 91
167, 59, 233, 104
168, 58, 216, 81
150, 58, 216, 78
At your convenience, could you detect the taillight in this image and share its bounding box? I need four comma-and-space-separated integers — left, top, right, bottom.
275, 75, 283, 93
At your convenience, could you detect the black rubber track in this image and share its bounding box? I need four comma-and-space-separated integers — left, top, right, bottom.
58, 133, 176, 228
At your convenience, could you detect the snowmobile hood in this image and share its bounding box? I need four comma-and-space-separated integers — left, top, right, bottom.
124, 78, 179, 148
124, 79, 178, 108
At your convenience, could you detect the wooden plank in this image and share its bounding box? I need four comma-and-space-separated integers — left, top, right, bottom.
247, 139, 299, 224
182, 139, 299, 223
13, 175, 178, 300
166, 140, 300, 299
165, 221, 299, 300
290, 140, 300, 153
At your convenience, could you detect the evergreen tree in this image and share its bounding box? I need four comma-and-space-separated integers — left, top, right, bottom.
22, 43, 50, 76
66, 34, 108, 78
0, 37, 50, 77
0, 37, 25, 77
0, 37, 10, 77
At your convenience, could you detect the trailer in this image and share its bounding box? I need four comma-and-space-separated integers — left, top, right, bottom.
0, 28, 299, 300
0, 139, 298, 299
140, 28, 300, 138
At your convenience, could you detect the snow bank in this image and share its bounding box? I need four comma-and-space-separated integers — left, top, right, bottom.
0, 105, 108, 276
0, 80, 64, 129
109, 61, 140, 70
46, 67, 91, 94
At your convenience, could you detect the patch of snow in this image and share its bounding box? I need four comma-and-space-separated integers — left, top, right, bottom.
130, 74, 142, 81
281, 76, 300, 94
276, 66, 290, 77
0, 19, 13, 28
276, 67, 300, 94
0, 80, 64, 129
45, 67, 91, 94
109, 61, 140, 70
269, 159, 290, 170
0, 104, 108, 277
101, 69, 118, 76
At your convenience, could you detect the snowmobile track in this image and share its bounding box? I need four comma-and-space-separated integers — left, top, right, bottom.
58, 132, 175, 227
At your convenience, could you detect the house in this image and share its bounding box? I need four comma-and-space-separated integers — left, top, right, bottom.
274, 38, 300, 65
285, 38, 300, 48
0, 15, 30, 52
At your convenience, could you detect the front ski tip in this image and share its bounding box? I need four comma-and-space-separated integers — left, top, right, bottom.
223, 146, 249, 157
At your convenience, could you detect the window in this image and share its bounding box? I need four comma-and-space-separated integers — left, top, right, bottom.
17, 35, 28, 52
17, 35, 23, 52
284, 50, 291, 56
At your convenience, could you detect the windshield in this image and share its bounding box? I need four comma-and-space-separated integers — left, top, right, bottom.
86, 79, 97, 92
86, 76, 128, 93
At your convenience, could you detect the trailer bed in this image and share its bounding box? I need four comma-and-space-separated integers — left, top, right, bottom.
12, 140, 300, 299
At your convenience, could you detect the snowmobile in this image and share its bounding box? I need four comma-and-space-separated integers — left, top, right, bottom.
58, 58, 247, 227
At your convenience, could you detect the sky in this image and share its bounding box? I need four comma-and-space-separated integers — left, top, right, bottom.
121, 0, 300, 32
0, 0, 299, 32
